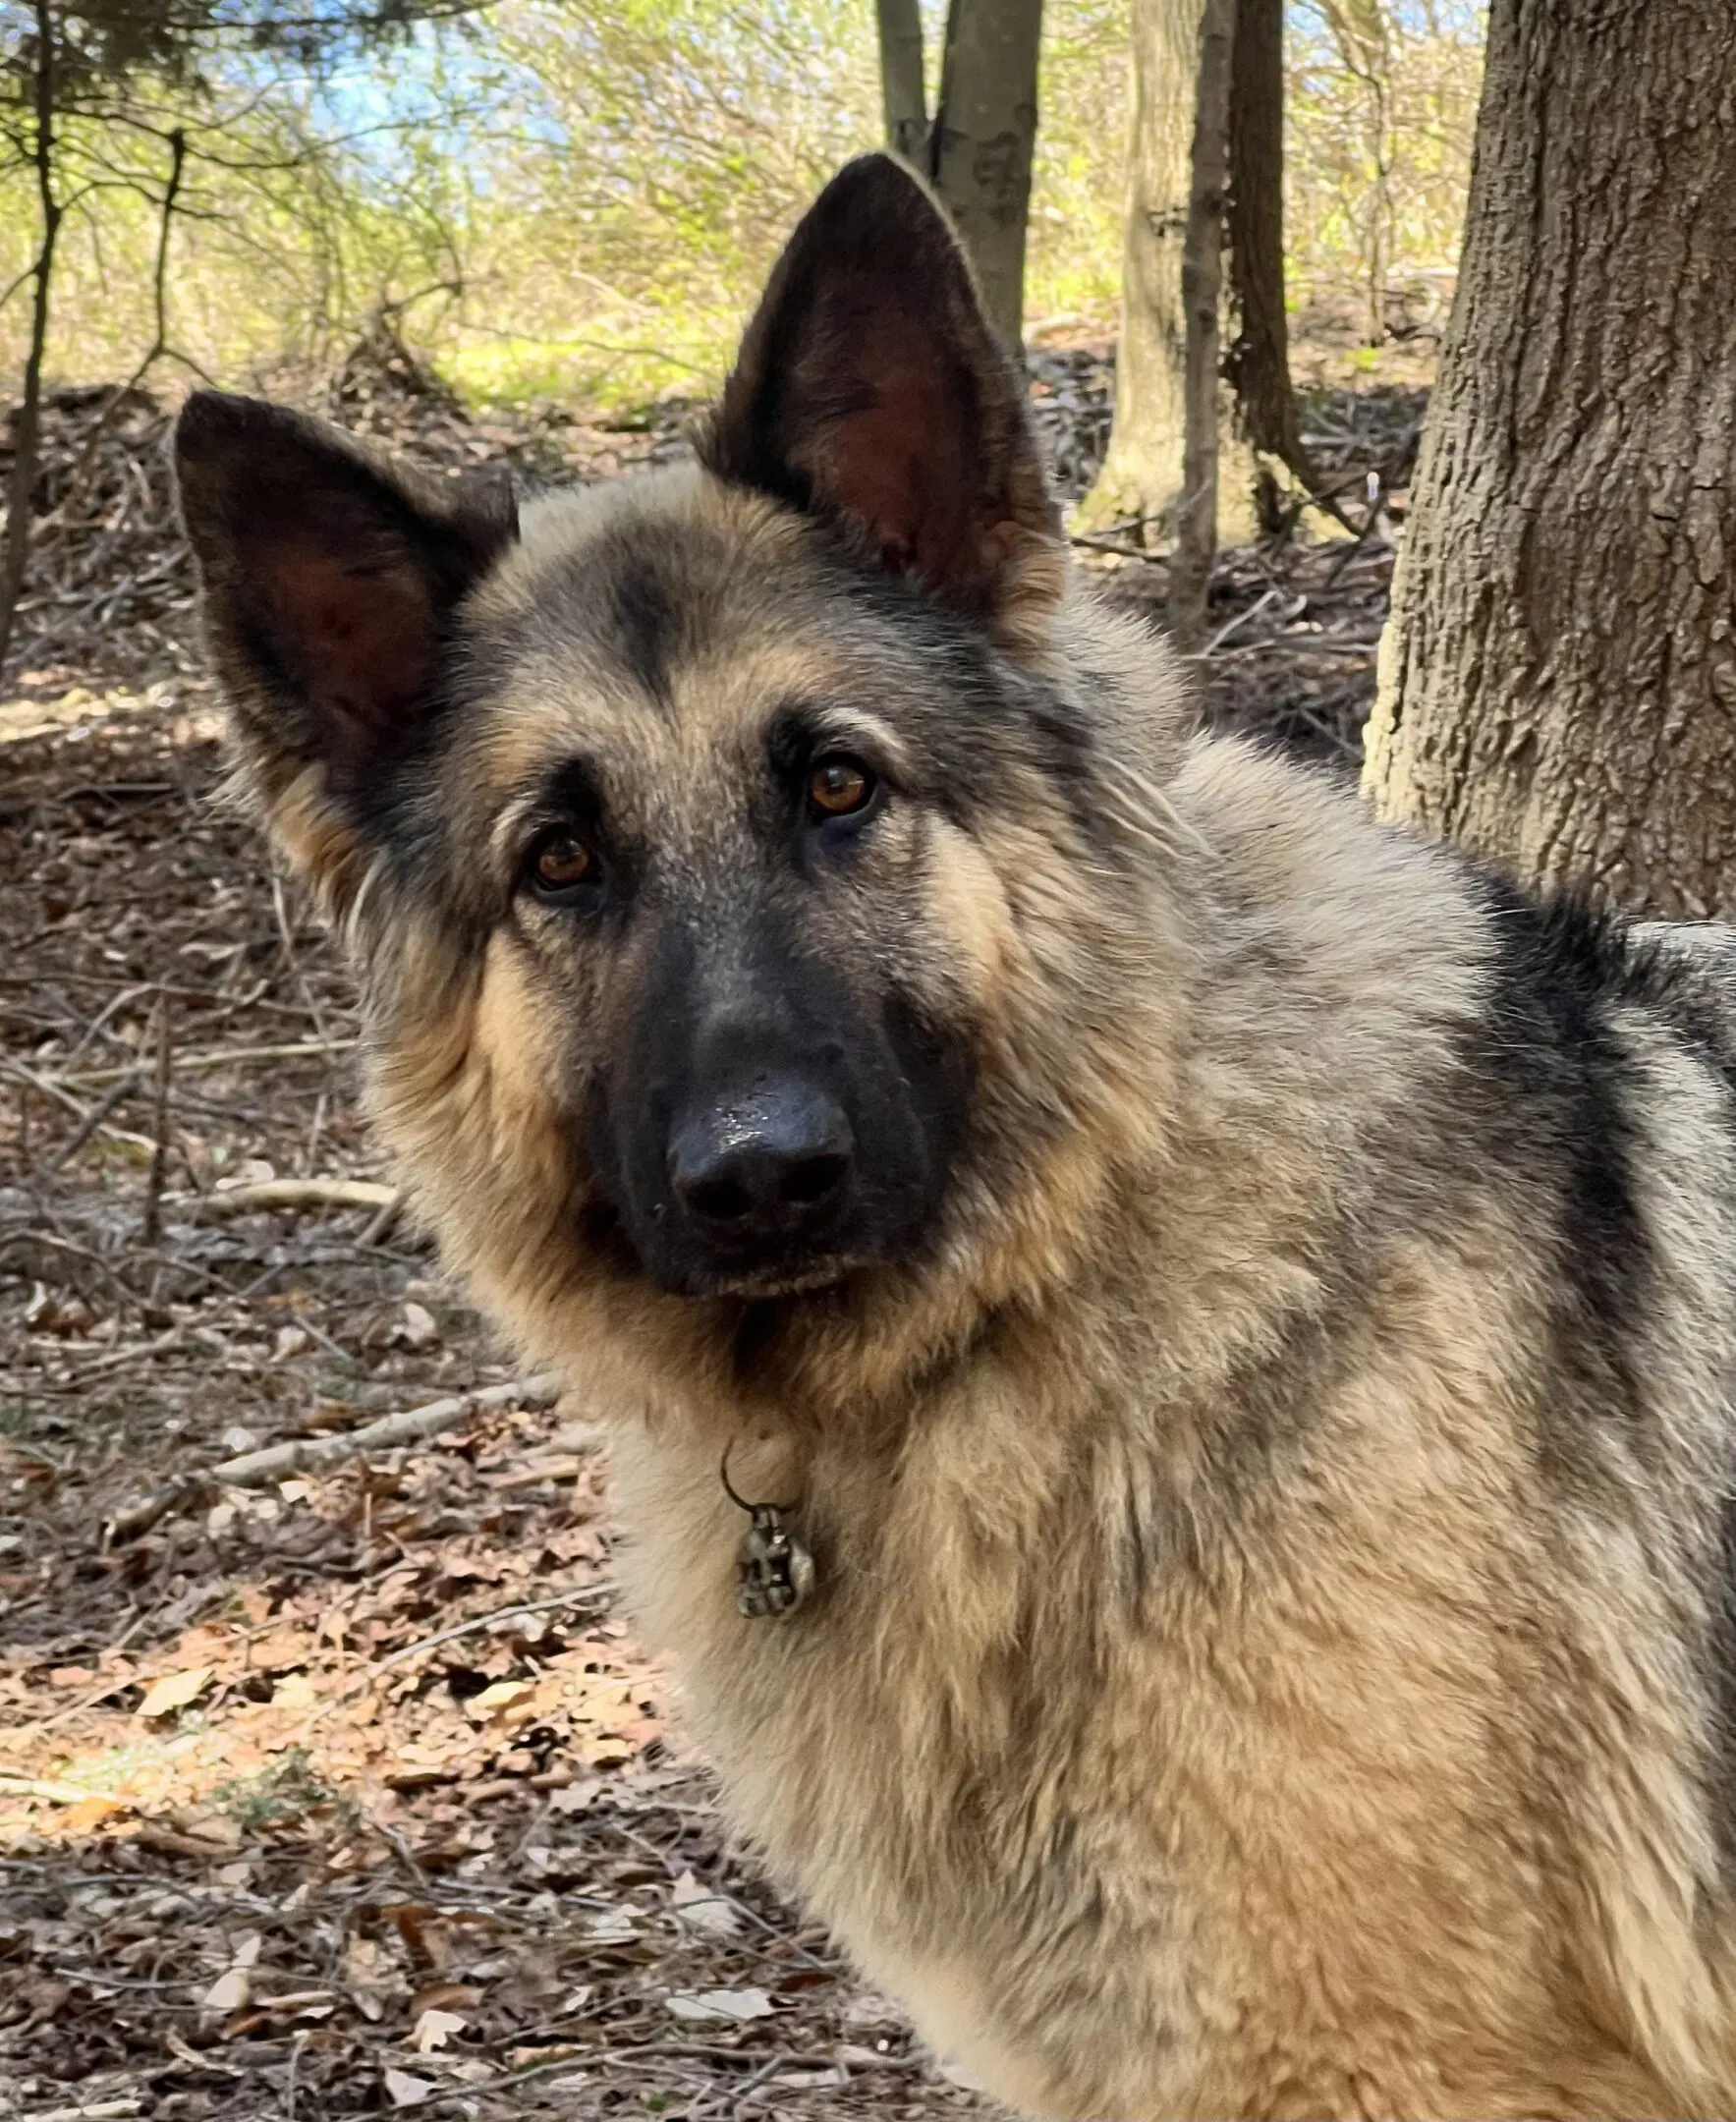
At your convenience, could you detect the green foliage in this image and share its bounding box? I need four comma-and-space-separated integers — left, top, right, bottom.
213, 1745, 356, 1829
0, 2, 477, 388
448, 0, 883, 404
2, 0, 481, 91
1286, 1, 1485, 346
0, 0, 1491, 418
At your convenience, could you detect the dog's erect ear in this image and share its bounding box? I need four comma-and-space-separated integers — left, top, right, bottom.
175, 390, 517, 826
701, 154, 1063, 638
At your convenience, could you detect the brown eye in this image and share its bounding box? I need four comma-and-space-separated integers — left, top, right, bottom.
807, 754, 876, 819
528, 830, 598, 895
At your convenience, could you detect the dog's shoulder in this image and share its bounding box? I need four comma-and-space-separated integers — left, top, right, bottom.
1172, 726, 1736, 1076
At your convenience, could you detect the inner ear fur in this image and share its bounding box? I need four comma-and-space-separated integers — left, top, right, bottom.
701, 153, 1064, 642
175, 390, 517, 893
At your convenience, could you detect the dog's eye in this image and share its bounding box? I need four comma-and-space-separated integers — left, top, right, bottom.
527, 829, 599, 897
807, 754, 876, 820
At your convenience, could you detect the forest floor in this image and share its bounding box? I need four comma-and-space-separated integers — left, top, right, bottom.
0, 347, 1423, 2120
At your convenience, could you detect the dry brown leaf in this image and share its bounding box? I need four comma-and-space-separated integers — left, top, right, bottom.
202, 1931, 262, 2018
394, 1302, 440, 1351
464, 1679, 535, 1723
136, 1664, 213, 1718
345, 1932, 409, 2022
201, 1966, 252, 2015
59, 1794, 128, 1833
412, 2006, 468, 2053
386, 1906, 451, 1972
409, 1981, 480, 2019
670, 1869, 742, 1940
665, 1986, 776, 2025
383, 2068, 437, 2107
249, 1629, 311, 1672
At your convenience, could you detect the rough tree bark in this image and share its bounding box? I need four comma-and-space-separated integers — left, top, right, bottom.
1364, 0, 1736, 919
929, 0, 1044, 353
1170, 0, 1236, 650
0, 0, 63, 676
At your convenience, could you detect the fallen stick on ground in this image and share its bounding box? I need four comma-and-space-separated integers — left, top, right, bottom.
216, 1372, 570, 1481
102, 1372, 569, 1545
23, 2098, 142, 2122
44, 1066, 141, 1170
172, 1176, 400, 1220
47, 1036, 359, 1089
1, 1054, 155, 1153
0, 1769, 112, 1807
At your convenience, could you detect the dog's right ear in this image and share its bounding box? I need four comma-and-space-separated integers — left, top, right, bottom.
175, 390, 516, 899
701, 154, 1063, 648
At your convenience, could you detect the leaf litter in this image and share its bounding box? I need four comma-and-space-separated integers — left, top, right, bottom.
2, 333, 1421, 2117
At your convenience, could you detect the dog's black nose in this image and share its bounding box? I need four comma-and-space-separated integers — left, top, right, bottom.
668, 1080, 854, 1245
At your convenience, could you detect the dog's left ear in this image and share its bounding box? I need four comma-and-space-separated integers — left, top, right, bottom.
174, 390, 517, 833
701, 154, 1063, 642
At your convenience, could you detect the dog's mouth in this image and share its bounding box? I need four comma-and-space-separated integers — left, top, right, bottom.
644, 1235, 869, 1303
576, 1195, 866, 1302
686, 1255, 862, 1301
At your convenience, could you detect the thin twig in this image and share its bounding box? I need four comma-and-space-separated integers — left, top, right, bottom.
101, 1372, 573, 1544
171, 1177, 398, 1220
140, 991, 173, 1245
360, 1189, 405, 1246
45, 1036, 358, 1089
41, 1066, 140, 1171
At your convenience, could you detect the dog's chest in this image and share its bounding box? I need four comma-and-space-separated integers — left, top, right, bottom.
606, 1391, 1600, 2120
609, 1421, 1222, 2112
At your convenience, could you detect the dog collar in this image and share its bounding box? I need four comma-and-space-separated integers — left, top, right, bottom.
721, 1441, 815, 1620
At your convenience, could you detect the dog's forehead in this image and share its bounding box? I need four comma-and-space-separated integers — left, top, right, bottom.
459, 468, 891, 810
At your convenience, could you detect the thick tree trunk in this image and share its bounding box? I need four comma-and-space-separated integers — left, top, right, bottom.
876, 0, 928, 168
1084, 0, 1259, 540
1170, 0, 1236, 651
1364, 0, 1736, 920
1226, 0, 1307, 482
929, 0, 1044, 354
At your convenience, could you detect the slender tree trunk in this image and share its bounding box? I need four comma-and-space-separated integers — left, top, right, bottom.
928, 0, 1044, 354
0, 0, 62, 677
1170, 0, 1235, 651
1319, 0, 1393, 347
876, 0, 928, 167
1083, 0, 1259, 540
1226, 0, 1308, 484
1085, 0, 1196, 531
1364, 0, 1736, 919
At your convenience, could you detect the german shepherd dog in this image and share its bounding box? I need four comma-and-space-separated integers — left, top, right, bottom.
175, 155, 1736, 2119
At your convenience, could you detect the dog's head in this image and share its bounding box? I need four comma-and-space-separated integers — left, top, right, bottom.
176, 155, 1193, 1414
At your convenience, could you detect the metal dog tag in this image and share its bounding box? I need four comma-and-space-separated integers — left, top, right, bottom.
735, 1504, 815, 1620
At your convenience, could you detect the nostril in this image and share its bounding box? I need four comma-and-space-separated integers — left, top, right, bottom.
781, 1151, 849, 1207
667, 1082, 855, 1245
689, 1173, 754, 1225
